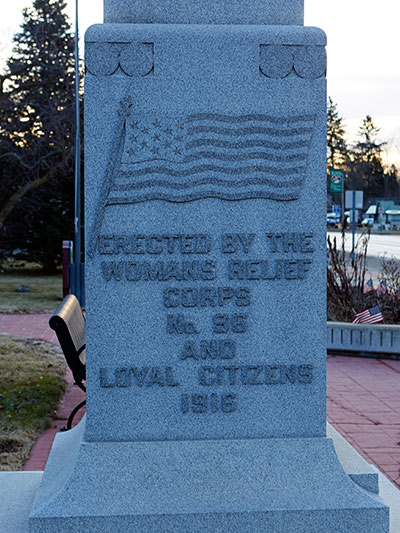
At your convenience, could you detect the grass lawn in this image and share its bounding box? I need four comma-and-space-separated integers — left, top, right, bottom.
0, 334, 66, 470
0, 262, 63, 314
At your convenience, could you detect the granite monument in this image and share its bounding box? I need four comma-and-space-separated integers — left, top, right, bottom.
27, 0, 390, 531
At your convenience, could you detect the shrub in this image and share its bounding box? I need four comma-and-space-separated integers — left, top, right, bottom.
327, 230, 400, 324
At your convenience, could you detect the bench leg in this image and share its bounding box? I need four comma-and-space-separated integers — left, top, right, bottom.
61, 400, 86, 431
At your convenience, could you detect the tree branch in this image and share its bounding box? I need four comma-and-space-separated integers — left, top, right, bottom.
0, 174, 49, 231
0, 149, 66, 170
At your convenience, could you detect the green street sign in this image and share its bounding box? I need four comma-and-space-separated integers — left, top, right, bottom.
330, 168, 344, 193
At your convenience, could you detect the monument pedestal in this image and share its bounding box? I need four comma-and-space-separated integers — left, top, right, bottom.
1, 2, 390, 532
28, 419, 388, 533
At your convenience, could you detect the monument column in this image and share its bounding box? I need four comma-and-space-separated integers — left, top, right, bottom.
29, 1, 390, 531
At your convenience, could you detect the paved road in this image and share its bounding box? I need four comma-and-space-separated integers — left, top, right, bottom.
327, 231, 400, 260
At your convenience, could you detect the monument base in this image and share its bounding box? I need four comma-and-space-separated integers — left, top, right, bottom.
27, 418, 389, 533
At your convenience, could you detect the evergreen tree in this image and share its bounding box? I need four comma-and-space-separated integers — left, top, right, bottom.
384, 165, 400, 198
0, 0, 77, 270
327, 97, 347, 170
348, 116, 386, 198
355, 115, 386, 163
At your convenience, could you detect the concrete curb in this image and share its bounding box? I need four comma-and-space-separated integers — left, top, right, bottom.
328, 322, 400, 355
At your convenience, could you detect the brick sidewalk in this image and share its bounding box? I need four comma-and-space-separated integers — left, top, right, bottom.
1, 313, 399, 487
327, 354, 400, 488
0, 313, 57, 344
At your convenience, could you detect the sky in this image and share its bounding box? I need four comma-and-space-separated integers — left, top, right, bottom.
1, 0, 399, 167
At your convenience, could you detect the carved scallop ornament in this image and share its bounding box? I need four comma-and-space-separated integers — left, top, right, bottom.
85, 42, 154, 77
293, 46, 327, 79
260, 44, 326, 79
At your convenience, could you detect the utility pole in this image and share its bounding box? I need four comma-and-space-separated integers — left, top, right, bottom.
74, 0, 82, 304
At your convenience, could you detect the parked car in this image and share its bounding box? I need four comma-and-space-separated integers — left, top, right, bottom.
361, 217, 374, 227
327, 213, 340, 227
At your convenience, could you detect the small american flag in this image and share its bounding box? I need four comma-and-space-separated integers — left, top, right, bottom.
352, 305, 383, 324
363, 279, 375, 294
376, 280, 387, 297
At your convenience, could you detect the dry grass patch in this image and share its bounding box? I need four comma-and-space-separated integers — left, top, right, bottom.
0, 334, 66, 470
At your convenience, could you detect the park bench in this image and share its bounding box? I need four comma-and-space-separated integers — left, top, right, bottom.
49, 294, 86, 430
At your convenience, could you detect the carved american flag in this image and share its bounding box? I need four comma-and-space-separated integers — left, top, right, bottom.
106, 112, 316, 204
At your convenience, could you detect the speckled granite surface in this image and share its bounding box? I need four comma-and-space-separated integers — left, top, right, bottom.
23, 0, 391, 530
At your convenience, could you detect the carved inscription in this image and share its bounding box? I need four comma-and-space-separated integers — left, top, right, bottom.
98, 232, 317, 415
181, 393, 237, 414
98, 234, 212, 255
228, 259, 312, 280
197, 364, 314, 386
163, 287, 250, 308
101, 260, 217, 282
266, 232, 314, 253
181, 340, 237, 360
100, 366, 179, 388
